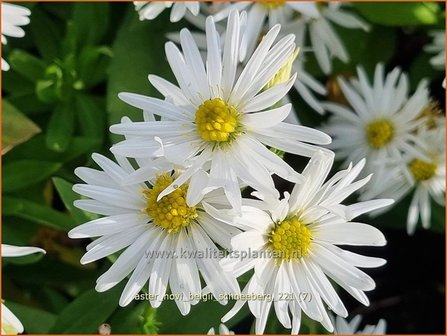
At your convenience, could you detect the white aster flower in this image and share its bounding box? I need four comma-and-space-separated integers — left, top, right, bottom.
110, 10, 331, 212
1, 2, 31, 71
134, 1, 200, 23
335, 314, 387, 334
365, 122, 445, 235
213, 2, 369, 74
212, 151, 392, 334
207, 323, 234, 335
68, 153, 241, 314
213, 1, 319, 62
1, 244, 45, 334
425, 30, 446, 87
301, 3, 370, 74
323, 63, 431, 185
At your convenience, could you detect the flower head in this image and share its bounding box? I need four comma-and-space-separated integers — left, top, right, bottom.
323, 64, 430, 183
363, 121, 445, 234
134, 1, 200, 23
68, 153, 241, 314
1, 2, 31, 71
110, 10, 331, 212
212, 151, 392, 334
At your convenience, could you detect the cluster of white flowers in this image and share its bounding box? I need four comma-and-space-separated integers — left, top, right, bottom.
2, 1, 445, 335
69, 6, 396, 335
323, 64, 445, 234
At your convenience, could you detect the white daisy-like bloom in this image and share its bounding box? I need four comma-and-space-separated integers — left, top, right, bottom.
1, 244, 46, 334
300, 2, 370, 75
167, 16, 326, 117
323, 63, 431, 184
213, 2, 369, 74
110, 10, 331, 212
212, 1, 319, 62
365, 121, 445, 235
335, 315, 387, 334
424, 30, 446, 88
207, 323, 234, 335
1, 2, 31, 71
68, 153, 242, 314
134, 1, 200, 23
211, 151, 392, 334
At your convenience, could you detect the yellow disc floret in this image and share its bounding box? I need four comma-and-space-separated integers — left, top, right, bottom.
259, 1, 285, 10
195, 98, 241, 145
143, 174, 197, 234
409, 158, 437, 182
269, 217, 312, 261
365, 118, 395, 149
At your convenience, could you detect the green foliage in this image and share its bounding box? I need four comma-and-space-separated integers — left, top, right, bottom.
107, 8, 177, 141
49, 284, 124, 334
353, 2, 441, 26
7, 302, 56, 333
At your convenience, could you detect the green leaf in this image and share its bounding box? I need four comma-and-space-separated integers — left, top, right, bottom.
108, 302, 159, 334
49, 283, 124, 334
1, 100, 41, 154
7, 258, 98, 287
2, 160, 61, 193
156, 297, 250, 333
353, 2, 440, 26
8, 92, 51, 115
46, 103, 75, 152
78, 46, 113, 88
72, 3, 109, 46
76, 94, 106, 142
107, 8, 178, 142
3, 251, 45, 265
1, 70, 35, 96
6, 302, 56, 334
30, 7, 62, 61
8, 50, 46, 82
53, 177, 92, 224
4, 135, 100, 164
3, 196, 76, 231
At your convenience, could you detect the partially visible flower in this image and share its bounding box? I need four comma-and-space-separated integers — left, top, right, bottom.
207, 323, 234, 335
110, 10, 331, 212
323, 64, 430, 183
134, 1, 200, 23
335, 315, 387, 334
69, 153, 241, 314
213, 1, 319, 62
362, 121, 445, 235
1, 2, 31, 71
1, 244, 45, 334
213, 2, 369, 74
214, 151, 392, 334
300, 3, 370, 74
425, 30, 446, 88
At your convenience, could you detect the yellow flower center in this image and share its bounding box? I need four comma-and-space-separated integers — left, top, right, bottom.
143, 174, 197, 234
409, 159, 437, 182
365, 118, 395, 149
269, 217, 312, 260
259, 1, 285, 9
195, 98, 242, 145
